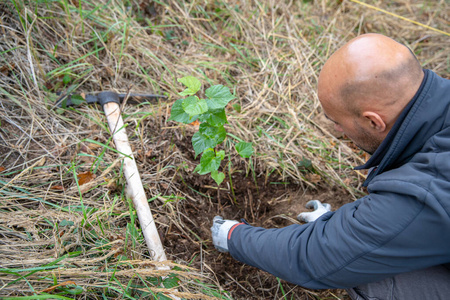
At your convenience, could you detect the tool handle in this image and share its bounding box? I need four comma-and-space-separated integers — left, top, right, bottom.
103, 100, 167, 262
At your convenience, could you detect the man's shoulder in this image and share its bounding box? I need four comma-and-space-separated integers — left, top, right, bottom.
369, 146, 450, 197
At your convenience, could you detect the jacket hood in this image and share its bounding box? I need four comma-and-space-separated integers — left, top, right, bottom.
355, 69, 450, 186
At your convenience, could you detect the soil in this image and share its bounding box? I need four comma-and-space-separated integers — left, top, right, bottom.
139, 116, 354, 299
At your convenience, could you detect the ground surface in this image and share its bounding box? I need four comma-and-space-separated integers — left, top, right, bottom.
136, 117, 353, 299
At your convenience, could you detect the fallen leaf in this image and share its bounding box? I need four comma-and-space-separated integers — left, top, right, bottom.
87, 142, 102, 151
0, 166, 5, 172
79, 143, 93, 154
363, 152, 371, 161
77, 171, 96, 185
305, 173, 321, 184
79, 155, 95, 164
343, 178, 352, 186
105, 66, 114, 76
44, 81, 54, 90
51, 185, 65, 190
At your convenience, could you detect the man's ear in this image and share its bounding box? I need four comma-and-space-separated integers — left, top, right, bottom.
362, 111, 386, 132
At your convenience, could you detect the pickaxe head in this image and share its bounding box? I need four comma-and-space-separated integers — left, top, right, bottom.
56, 91, 167, 108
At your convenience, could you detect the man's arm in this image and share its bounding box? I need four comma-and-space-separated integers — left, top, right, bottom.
225, 180, 450, 289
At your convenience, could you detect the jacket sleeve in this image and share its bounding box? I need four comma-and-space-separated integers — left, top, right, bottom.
228, 179, 450, 289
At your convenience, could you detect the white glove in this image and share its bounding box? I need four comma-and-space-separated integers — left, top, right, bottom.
297, 200, 331, 223
211, 216, 239, 252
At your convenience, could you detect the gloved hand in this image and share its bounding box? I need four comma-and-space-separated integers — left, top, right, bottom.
297, 200, 331, 223
211, 216, 240, 253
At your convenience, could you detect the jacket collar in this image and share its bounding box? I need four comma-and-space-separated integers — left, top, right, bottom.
355, 69, 436, 186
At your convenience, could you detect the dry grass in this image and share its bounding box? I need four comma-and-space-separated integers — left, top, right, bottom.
0, 0, 449, 298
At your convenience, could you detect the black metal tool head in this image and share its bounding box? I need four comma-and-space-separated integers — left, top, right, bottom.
56, 91, 167, 108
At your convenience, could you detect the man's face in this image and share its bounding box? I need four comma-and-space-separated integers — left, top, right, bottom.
320, 99, 382, 155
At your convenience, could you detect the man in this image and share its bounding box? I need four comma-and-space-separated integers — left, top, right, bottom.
211, 33, 450, 299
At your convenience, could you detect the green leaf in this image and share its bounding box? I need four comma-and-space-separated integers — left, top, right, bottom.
194, 149, 225, 175
182, 96, 208, 117
59, 220, 74, 226
199, 122, 225, 139
169, 99, 198, 124
162, 275, 180, 289
192, 124, 226, 157
147, 276, 161, 286
62, 74, 71, 85
192, 132, 217, 157
60, 285, 84, 295
216, 150, 225, 160
205, 85, 235, 110
116, 255, 128, 261
198, 108, 227, 126
211, 170, 225, 185
157, 293, 173, 300
178, 76, 201, 96
232, 103, 241, 113
70, 94, 85, 106
297, 157, 313, 169
235, 142, 254, 158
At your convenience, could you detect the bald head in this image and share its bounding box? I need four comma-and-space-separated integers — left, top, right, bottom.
319, 34, 423, 118
318, 34, 424, 154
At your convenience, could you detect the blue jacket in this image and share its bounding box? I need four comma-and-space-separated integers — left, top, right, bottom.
228, 69, 450, 289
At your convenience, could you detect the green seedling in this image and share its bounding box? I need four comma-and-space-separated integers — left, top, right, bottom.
169, 76, 253, 185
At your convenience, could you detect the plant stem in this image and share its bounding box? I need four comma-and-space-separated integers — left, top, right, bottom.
227, 155, 237, 204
